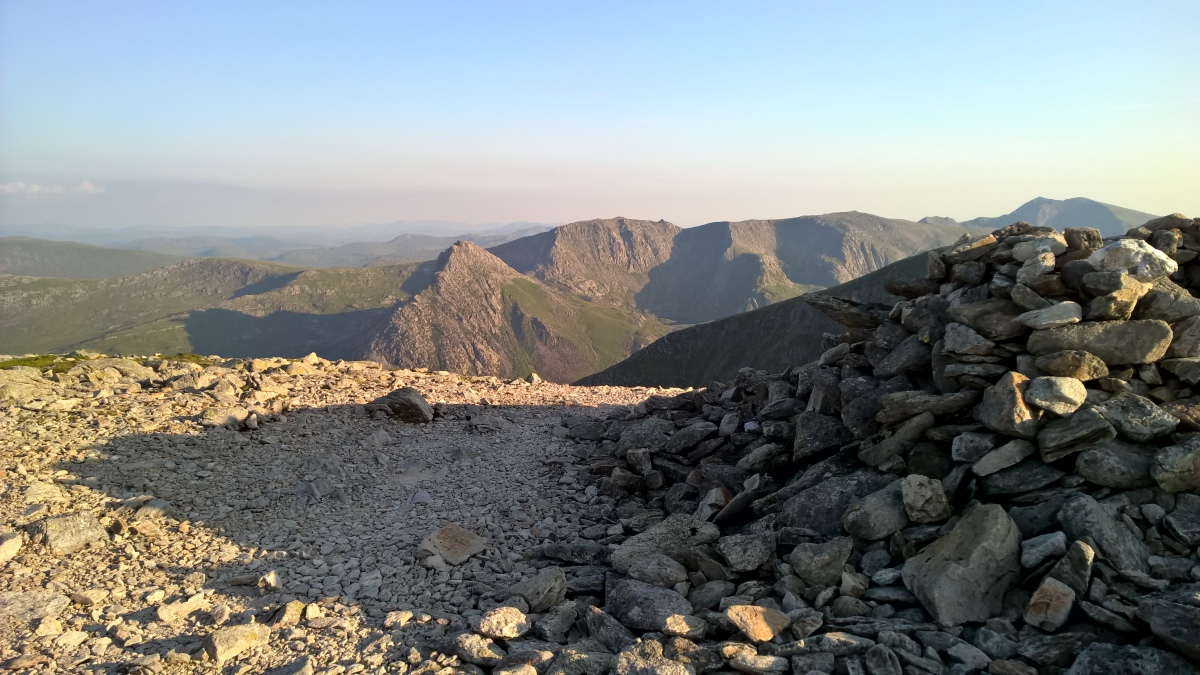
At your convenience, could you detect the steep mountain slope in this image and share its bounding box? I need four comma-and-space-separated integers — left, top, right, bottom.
636, 213, 971, 323
489, 213, 973, 324
960, 197, 1157, 237
577, 252, 930, 388
362, 242, 671, 382
0, 237, 186, 278
489, 218, 680, 304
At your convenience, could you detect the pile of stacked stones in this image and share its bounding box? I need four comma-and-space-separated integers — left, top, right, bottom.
466, 215, 1200, 675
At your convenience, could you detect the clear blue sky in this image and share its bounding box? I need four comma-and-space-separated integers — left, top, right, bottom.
2, 1, 1197, 229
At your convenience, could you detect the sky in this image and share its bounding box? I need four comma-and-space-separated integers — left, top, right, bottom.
1, 1, 1197, 231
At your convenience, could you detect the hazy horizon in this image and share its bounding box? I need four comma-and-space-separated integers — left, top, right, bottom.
2, 2, 1197, 231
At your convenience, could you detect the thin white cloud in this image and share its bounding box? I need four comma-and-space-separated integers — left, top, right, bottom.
0, 181, 105, 195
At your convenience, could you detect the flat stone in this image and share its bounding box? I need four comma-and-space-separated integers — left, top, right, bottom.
30, 511, 107, 555
0, 533, 22, 565
777, 469, 893, 536
0, 590, 69, 622
980, 459, 1066, 496
1082, 272, 1151, 321
902, 503, 1020, 625
628, 553, 689, 587
876, 390, 978, 425
1058, 494, 1149, 573
943, 323, 994, 356
202, 623, 271, 664
1018, 302, 1081, 329
972, 440, 1036, 477
951, 431, 998, 463
419, 523, 487, 565
1162, 357, 1200, 384
607, 579, 694, 632
1026, 320, 1173, 365
945, 299, 1029, 341
609, 513, 720, 574
792, 411, 853, 462
873, 335, 931, 378
1033, 350, 1108, 381
665, 421, 719, 453
1024, 377, 1087, 415
1047, 540, 1095, 597
1091, 392, 1178, 441
1021, 531, 1068, 568
725, 605, 791, 643
1038, 408, 1116, 462
1076, 439, 1156, 488
1164, 493, 1200, 546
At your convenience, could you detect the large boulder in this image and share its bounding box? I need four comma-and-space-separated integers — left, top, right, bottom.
1026, 320, 1173, 365
608, 514, 719, 574
1057, 495, 1149, 573
366, 387, 434, 422
606, 579, 694, 632
902, 503, 1021, 625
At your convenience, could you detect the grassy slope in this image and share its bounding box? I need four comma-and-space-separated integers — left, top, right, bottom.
0, 237, 186, 278
502, 278, 673, 382
577, 252, 930, 388
0, 259, 424, 357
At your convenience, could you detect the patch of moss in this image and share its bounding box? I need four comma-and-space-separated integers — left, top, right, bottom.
0, 354, 73, 373
159, 353, 213, 367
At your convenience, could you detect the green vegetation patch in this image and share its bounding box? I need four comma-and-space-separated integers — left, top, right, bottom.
0, 354, 73, 373
158, 352, 213, 367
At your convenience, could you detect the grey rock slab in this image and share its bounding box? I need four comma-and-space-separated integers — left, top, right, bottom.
842, 480, 910, 541
792, 411, 853, 462
1021, 531, 1067, 568
1024, 377, 1087, 415
788, 536, 853, 586
504, 566, 567, 612
607, 579, 694, 632
1151, 439, 1200, 492
664, 421, 718, 454
950, 431, 997, 463
972, 440, 1036, 477
1018, 302, 1082, 329
1038, 407, 1117, 462
579, 604, 637, 653
1164, 492, 1200, 546
419, 523, 487, 565
202, 623, 271, 664
942, 322, 994, 356
628, 553, 689, 588
609, 514, 719, 574
687, 580, 736, 611
901, 503, 1021, 625
0, 591, 69, 622
30, 511, 107, 555
1026, 320, 1173, 365
1075, 439, 1156, 488
1162, 357, 1200, 384
1090, 392, 1178, 442
873, 335, 931, 378
618, 417, 676, 453
1137, 598, 1200, 661
945, 299, 1029, 341
1064, 642, 1195, 675
876, 390, 978, 425
715, 532, 776, 572
980, 458, 1065, 496
1058, 494, 1149, 573
777, 469, 893, 536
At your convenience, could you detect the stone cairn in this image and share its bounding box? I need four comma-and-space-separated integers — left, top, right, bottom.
460, 215, 1200, 675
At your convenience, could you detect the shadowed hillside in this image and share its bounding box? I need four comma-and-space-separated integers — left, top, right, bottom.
960, 197, 1157, 237
578, 252, 930, 387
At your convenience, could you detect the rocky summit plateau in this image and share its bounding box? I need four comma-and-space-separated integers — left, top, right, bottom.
2, 212, 1200, 675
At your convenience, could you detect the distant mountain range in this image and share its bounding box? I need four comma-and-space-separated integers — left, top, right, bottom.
0, 196, 1165, 382
922, 196, 1158, 238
